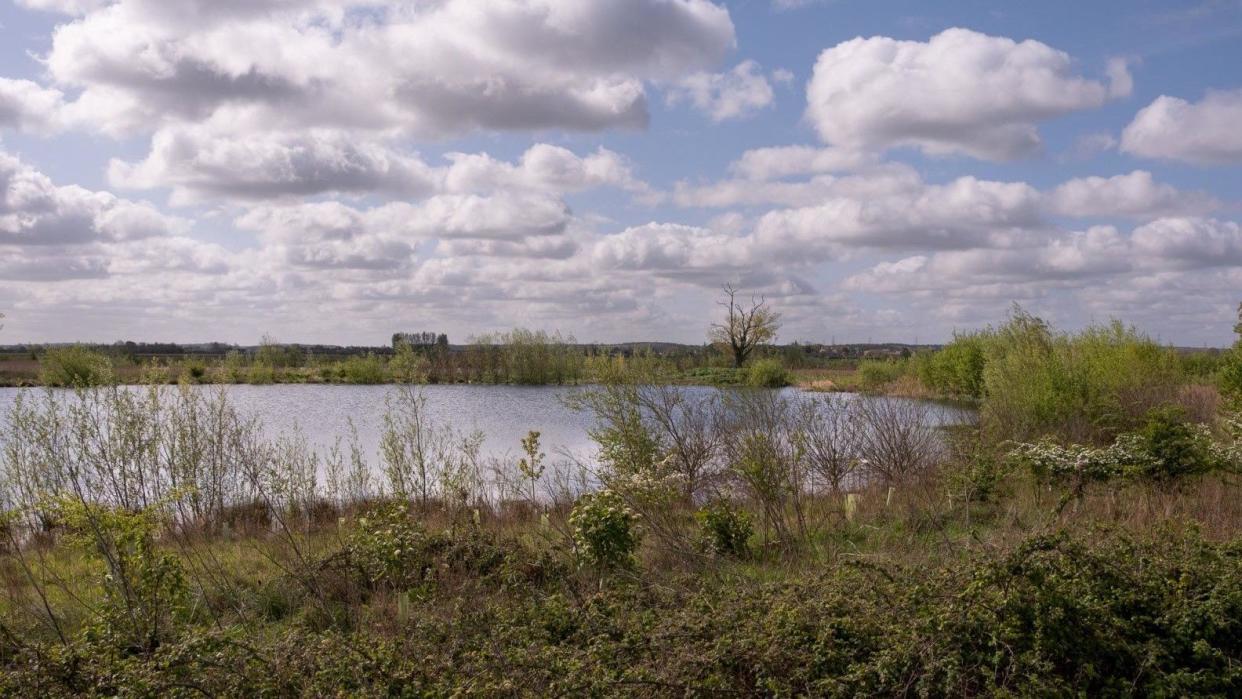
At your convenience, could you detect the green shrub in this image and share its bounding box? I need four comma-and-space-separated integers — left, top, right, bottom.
341, 505, 564, 595
1008, 406, 1236, 486
858, 359, 904, 391
1223, 305, 1242, 403
38, 345, 114, 387
569, 489, 641, 569
222, 350, 248, 382
746, 358, 791, 388
389, 344, 429, 383
917, 332, 987, 398
136, 359, 173, 385
945, 429, 1010, 504
248, 362, 276, 385
982, 309, 1182, 442
696, 502, 752, 557
912, 531, 1242, 697
53, 499, 190, 653
473, 328, 584, 385
1132, 406, 1222, 481
180, 359, 208, 383
517, 430, 546, 504
583, 390, 663, 479
1222, 353, 1242, 402
1179, 350, 1227, 381
344, 505, 436, 590
256, 335, 304, 368
339, 354, 386, 384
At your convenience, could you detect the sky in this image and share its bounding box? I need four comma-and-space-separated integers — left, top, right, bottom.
0, 0, 1240, 347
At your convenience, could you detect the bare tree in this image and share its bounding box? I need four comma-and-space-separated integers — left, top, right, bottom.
638, 383, 720, 502
794, 395, 859, 494
853, 399, 943, 484
709, 284, 781, 368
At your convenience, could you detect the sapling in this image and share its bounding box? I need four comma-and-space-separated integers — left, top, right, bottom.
518, 431, 546, 506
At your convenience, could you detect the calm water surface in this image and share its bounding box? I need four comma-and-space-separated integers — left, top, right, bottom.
216, 384, 604, 462
0, 384, 968, 468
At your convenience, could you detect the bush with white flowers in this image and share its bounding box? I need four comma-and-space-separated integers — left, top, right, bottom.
569, 489, 641, 569
1008, 407, 1239, 484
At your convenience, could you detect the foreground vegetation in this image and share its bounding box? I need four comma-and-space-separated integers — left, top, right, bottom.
2, 307, 1242, 696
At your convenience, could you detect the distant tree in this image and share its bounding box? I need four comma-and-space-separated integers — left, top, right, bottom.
393, 331, 444, 350
390, 343, 429, 383
256, 333, 282, 366
252, 333, 304, 368
709, 284, 781, 368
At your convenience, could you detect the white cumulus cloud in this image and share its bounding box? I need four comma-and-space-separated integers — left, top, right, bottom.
1131, 217, 1242, 267
109, 126, 441, 204
0, 79, 66, 133
1047, 171, 1218, 219
1, 149, 186, 246
1121, 90, 1242, 164
41, 0, 737, 138
667, 60, 776, 122
805, 28, 1118, 160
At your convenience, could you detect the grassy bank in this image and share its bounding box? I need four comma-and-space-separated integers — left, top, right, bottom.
3, 307, 1242, 695
4, 335, 799, 389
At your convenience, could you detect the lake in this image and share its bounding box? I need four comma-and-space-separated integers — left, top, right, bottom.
0, 384, 969, 470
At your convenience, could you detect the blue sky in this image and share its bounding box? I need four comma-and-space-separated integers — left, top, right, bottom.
1, 0, 1240, 346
